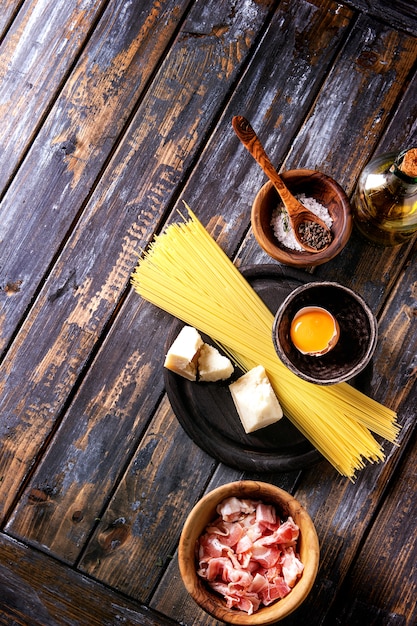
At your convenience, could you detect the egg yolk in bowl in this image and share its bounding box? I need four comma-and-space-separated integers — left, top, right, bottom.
290, 306, 339, 356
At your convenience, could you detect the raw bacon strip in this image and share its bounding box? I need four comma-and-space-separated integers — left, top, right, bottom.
216, 497, 256, 522
235, 533, 253, 554
251, 544, 281, 568
256, 502, 277, 528
281, 546, 305, 587
197, 497, 304, 614
260, 575, 291, 605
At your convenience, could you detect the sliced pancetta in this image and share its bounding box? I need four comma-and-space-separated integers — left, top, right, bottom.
197, 497, 304, 614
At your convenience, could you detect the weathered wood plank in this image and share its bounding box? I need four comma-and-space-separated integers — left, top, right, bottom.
247, 137, 417, 626
279, 246, 417, 626
76, 407, 305, 605
320, 242, 417, 624
0, 0, 192, 353
0, 3, 360, 608
0, 532, 177, 625
1, 0, 275, 526
5, 0, 412, 600
248, 31, 417, 624
281, 15, 417, 191
370, 246, 417, 419
311, 64, 417, 312
151, 466, 248, 626
4, 300, 173, 556
0, 0, 22, 36
76, 398, 218, 602
344, 0, 417, 36
0, 0, 108, 189
160, 0, 353, 259
376, 66, 417, 156
285, 15, 417, 309
325, 427, 417, 625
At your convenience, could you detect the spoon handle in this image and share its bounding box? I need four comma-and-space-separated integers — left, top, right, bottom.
232, 116, 290, 199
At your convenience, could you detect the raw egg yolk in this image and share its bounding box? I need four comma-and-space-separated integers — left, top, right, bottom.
290, 307, 339, 356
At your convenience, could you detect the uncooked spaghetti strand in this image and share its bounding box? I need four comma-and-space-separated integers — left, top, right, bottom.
269, 387, 386, 473
135, 266, 271, 346
138, 280, 270, 347
322, 384, 400, 441
172, 206, 274, 322
134, 236, 272, 345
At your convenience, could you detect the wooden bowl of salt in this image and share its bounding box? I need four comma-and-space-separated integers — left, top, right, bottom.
251, 170, 352, 267
178, 480, 319, 624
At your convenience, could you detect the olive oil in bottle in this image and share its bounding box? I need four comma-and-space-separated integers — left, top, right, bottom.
353, 148, 417, 246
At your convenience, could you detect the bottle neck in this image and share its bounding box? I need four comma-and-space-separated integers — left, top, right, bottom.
388, 150, 417, 196
392, 148, 417, 181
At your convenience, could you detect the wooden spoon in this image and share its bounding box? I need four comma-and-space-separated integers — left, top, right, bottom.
232, 115, 332, 252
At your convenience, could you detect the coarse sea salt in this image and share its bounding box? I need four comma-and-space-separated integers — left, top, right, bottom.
271, 194, 333, 251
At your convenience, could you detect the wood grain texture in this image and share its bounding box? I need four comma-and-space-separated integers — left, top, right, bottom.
0, 0, 108, 189
238, 12, 417, 305
344, 0, 417, 36
312, 70, 417, 306
254, 217, 417, 626
5, 0, 414, 617
75, 397, 218, 601
3, 0, 347, 564
0, 0, 22, 35
0, 533, 176, 626
325, 427, 417, 625
160, 0, 354, 256
258, 47, 417, 626
0, 0, 197, 522
151, 464, 249, 626
0, 0, 192, 354
282, 13, 417, 189
139, 5, 417, 624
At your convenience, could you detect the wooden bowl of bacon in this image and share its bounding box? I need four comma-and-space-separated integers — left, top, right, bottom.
178, 480, 319, 624
251, 170, 352, 267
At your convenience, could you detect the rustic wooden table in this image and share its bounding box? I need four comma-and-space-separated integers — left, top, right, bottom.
1, 0, 416, 624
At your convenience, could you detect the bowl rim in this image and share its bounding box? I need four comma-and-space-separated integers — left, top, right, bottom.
251, 171, 352, 267
178, 480, 320, 625
272, 281, 378, 385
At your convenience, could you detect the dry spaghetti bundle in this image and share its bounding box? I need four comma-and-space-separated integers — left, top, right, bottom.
131, 204, 400, 479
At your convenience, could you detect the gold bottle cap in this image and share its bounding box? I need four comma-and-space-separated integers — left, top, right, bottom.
400, 148, 417, 178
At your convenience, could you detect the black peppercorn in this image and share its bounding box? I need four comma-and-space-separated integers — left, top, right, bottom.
298, 221, 332, 250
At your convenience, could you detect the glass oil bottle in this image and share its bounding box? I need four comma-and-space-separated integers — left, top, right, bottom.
353, 148, 417, 246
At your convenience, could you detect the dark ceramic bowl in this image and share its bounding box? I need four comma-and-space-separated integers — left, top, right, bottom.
178, 480, 319, 625
251, 170, 352, 267
272, 282, 378, 385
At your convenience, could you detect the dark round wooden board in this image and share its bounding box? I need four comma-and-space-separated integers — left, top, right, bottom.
163, 264, 323, 472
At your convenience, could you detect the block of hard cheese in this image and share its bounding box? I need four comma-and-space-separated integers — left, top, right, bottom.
198, 344, 234, 382
229, 365, 283, 433
164, 326, 204, 381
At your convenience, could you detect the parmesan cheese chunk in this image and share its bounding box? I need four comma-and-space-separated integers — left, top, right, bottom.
198, 344, 234, 382
229, 365, 283, 433
164, 326, 204, 381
